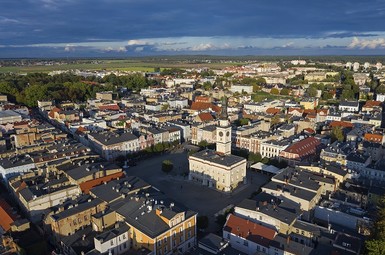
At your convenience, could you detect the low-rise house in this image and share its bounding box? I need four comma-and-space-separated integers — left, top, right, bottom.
223, 214, 277, 254
9, 173, 81, 222
92, 222, 131, 255
235, 193, 300, 235
279, 137, 321, 165
339, 101, 359, 112
45, 195, 107, 238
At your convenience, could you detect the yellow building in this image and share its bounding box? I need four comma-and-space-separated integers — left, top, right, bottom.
114, 190, 197, 255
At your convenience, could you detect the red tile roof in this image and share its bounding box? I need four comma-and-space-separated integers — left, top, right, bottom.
363, 100, 382, 108
266, 108, 281, 115
197, 112, 214, 122
303, 128, 315, 134
79, 172, 125, 194
364, 133, 383, 143
98, 104, 120, 111
0, 199, 17, 232
288, 108, 304, 114
329, 121, 354, 128
223, 214, 276, 247
190, 102, 221, 113
281, 137, 320, 159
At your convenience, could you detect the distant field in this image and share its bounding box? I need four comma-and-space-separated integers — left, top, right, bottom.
0, 59, 246, 73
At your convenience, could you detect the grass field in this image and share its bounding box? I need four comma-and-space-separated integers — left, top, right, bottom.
0, 59, 247, 73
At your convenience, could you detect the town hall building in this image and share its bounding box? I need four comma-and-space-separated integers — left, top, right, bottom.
188, 97, 247, 192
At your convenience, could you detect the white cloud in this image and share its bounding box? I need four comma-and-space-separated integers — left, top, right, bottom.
64, 44, 76, 52
282, 42, 294, 48
127, 39, 153, 46
348, 37, 385, 49
0, 16, 21, 24
118, 46, 127, 52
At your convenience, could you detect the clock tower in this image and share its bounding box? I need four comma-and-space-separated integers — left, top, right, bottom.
216, 96, 231, 155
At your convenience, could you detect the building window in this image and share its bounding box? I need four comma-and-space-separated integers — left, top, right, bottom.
243, 240, 248, 246
111, 240, 114, 246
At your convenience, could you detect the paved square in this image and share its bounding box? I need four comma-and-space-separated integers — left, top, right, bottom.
125, 151, 270, 232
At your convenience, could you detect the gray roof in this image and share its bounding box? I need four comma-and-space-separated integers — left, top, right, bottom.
58, 161, 120, 181
90, 131, 138, 146
273, 167, 322, 192
94, 222, 129, 243
0, 155, 34, 169
51, 197, 104, 221
201, 125, 217, 132
339, 101, 359, 107
270, 234, 313, 255
90, 176, 150, 203
263, 181, 318, 201
237, 193, 300, 225
116, 187, 197, 239
190, 149, 246, 167
0, 110, 21, 118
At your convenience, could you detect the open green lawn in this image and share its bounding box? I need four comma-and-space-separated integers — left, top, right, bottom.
0, 59, 249, 73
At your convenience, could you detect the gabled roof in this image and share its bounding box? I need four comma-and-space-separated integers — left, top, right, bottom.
329, 121, 354, 128
0, 199, 17, 232
190, 102, 221, 113
266, 108, 281, 115
223, 214, 276, 247
282, 137, 320, 157
197, 112, 214, 122
363, 100, 382, 108
98, 104, 120, 111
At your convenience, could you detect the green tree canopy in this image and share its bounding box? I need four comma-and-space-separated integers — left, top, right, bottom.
270, 88, 279, 95
161, 160, 173, 173
280, 88, 290, 96
307, 86, 318, 97
331, 126, 344, 142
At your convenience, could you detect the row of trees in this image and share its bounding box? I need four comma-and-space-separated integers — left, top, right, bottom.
366, 196, 385, 255
0, 72, 153, 107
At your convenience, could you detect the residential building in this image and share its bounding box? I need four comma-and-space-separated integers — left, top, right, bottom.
87, 131, 139, 161
339, 101, 359, 112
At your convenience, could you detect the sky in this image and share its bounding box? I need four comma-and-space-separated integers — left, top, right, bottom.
1, 0, 385, 57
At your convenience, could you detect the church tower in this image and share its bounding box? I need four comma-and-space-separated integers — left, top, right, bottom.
216, 96, 231, 155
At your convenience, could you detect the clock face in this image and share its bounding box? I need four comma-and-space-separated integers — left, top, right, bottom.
226, 131, 230, 137
219, 131, 224, 137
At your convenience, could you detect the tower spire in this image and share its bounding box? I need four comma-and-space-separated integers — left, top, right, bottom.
220, 96, 228, 120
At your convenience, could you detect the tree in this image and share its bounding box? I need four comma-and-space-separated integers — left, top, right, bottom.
202, 81, 212, 91
331, 126, 344, 142
270, 88, 279, 95
197, 216, 209, 230
322, 91, 333, 100
280, 88, 290, 96
239, 118, 249, 126
307, 86, 318, 97
271, 115, 281, 125
248, 152, 262, 163
366, 196, 385, 255
376, 85, 385, 94
161, 104, 169, 111
161, 160, 173, 173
